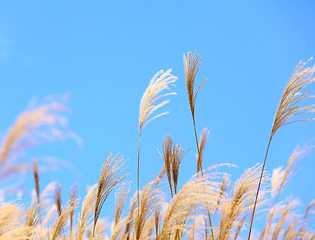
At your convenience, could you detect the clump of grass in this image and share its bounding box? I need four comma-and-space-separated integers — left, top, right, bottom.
0, 53, 314, 240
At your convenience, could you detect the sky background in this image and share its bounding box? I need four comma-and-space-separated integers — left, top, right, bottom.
1, 0, 315, 236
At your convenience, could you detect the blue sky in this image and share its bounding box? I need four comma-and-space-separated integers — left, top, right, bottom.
1, 0, 315, 234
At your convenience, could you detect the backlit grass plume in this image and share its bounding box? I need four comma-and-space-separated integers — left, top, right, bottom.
161, 135, 185, 198
259, 198, 315, 240
134, 177, 162, 240
184, 51, 206, 122
183, 51, 207, 170
93, 153, 127, 237
0, 99, 70, 186
77, 184, 97, 240
113, 182, 130, 227
137, 69, 177, 221
51, 199, 78, 240
25, 201, 41, 238
110, 183, 130, 240
157, 167, 221, 240
218, 164, 266, 240
139, 69, 177, 132
263, 145, 310, 240
0, 203, 25, 237
271, 58, 315, 138
248, 58, 315, 239
184, 51, 214, 239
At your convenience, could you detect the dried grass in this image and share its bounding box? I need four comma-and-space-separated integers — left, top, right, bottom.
93, 153, 127, 236
139, 69, 177, 132
0, 101, 67, 180
248, 58, 315, 240
0, 54, 314, 240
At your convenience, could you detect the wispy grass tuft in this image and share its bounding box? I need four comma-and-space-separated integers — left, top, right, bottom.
139, 69, 177, 132
184, 51, 206, 121
93, 153, 127, 237
161, 135, 185, 198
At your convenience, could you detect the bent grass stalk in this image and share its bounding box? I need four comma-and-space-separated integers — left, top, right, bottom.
138, 69, 177, 227
248, 58, 315, 239
184, 51, 214, 240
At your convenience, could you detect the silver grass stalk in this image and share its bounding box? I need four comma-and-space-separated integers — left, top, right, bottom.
137, 69, 177, 222
248, 58, 315, 240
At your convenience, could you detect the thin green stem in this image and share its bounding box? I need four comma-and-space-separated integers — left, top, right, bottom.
248, 136, 272, 240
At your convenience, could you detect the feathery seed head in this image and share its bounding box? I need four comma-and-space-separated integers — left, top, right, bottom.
271, 166, 285, 198
184, 51, 206, 118
51, 199, 78, 240
70, 184, 78, 238
171, 143, 184, 195
114, 182, 130, 227
134, 178, 161, 240
139, 69, 177, 132
161, 135, 185, 197
32, 159, 40, 203
77, 184, 97, 240
162, 135, 174, 197
219, 164, 267, 240
93, 153, 127, 236
271, 58, 315, 138
197, 128, 209, 174
54, 184, 62, 217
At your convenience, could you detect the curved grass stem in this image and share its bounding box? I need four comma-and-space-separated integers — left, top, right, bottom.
248, 137, 272, 240
137, 132, 141, 223
192, 117, 215, 240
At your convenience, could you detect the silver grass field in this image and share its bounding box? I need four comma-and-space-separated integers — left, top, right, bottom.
0, 52, 314, 240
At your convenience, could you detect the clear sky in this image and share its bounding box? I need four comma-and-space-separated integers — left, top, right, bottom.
1, 0, 315, 235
